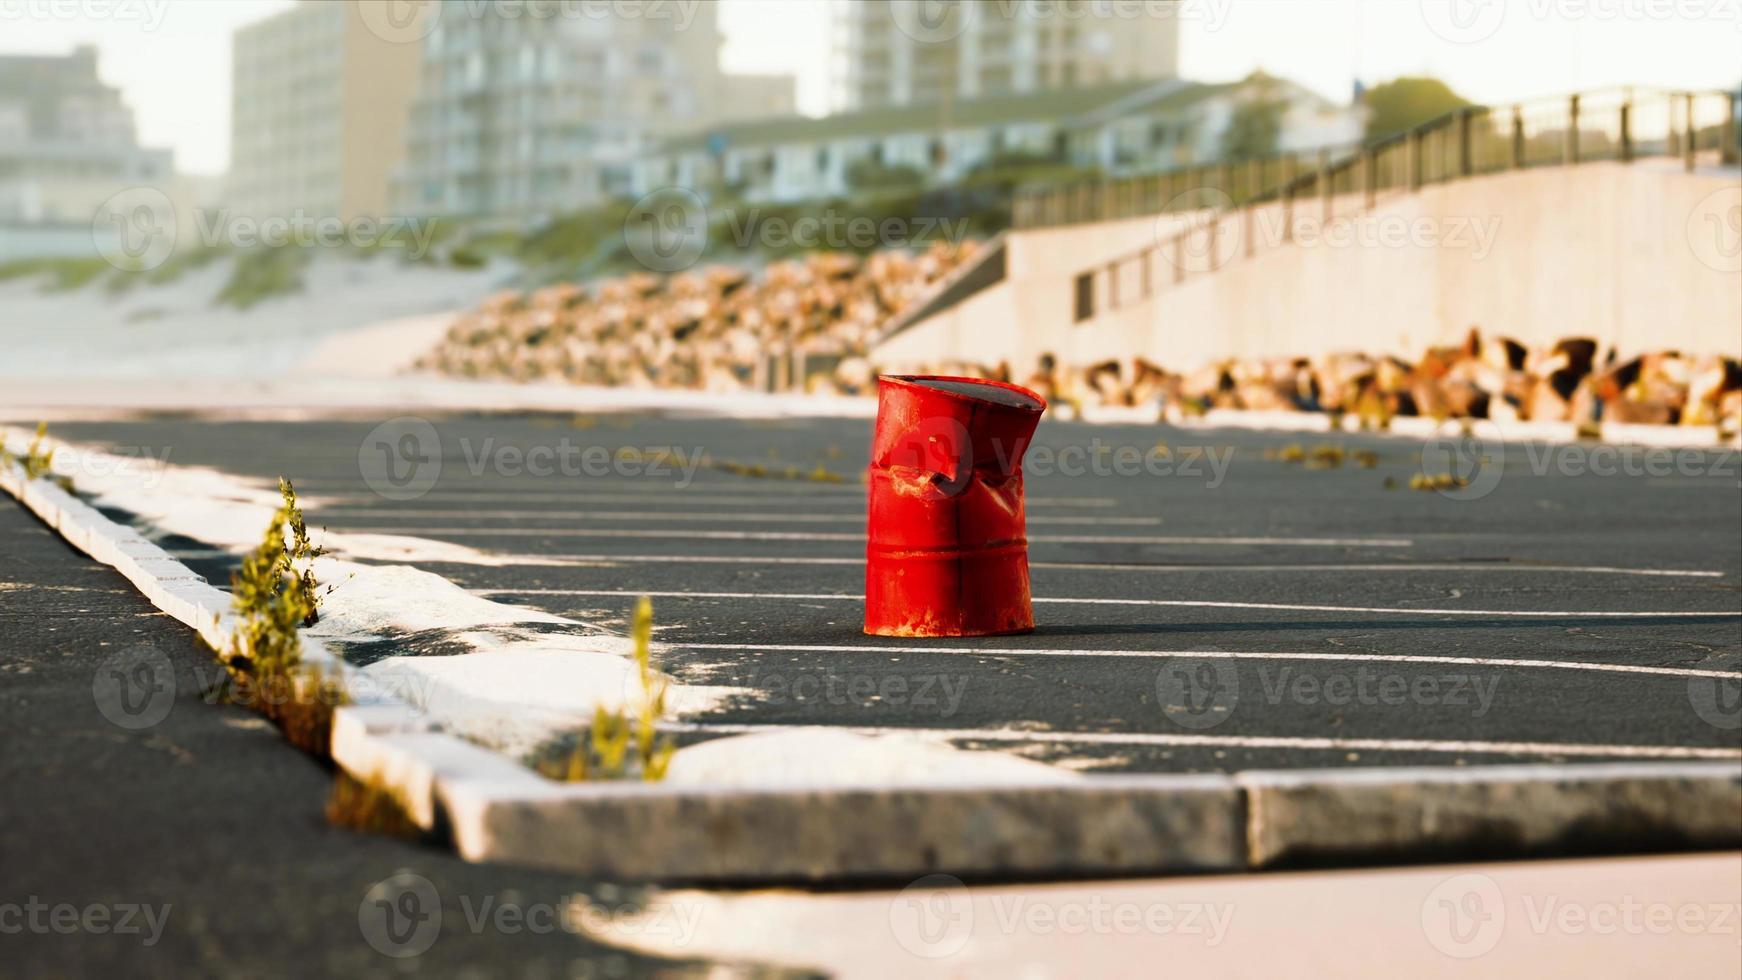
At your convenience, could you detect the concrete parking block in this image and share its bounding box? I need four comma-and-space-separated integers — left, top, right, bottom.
441, 774, 1245, 881
1239, 762, 1742, 867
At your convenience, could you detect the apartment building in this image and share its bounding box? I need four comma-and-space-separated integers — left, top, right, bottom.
228, 1, 421, 221
836, 0, 1180, 110
394, 2, 794, 224
0, 46, 175, 261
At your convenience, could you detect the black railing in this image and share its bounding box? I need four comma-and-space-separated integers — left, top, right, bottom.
1056, 88, 1739, 324
1016, 87, 1740, 230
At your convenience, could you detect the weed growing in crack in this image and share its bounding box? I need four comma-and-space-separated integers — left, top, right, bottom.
22, 422, 54, 479
218, 496, 343, 756
532, 596, 674, 782
707, 457, 849, 483
326, 771, 420, 839
1268, 442, 1354, 469
1409, 472, 1472, 491
277, 478, 328, 626
5, 422, 70, 489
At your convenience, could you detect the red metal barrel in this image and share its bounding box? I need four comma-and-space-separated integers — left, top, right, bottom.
864, 375, 1048, 637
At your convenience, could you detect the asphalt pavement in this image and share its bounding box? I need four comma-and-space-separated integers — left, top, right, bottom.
41, 411, 1742, 774
0, 492, 796, 978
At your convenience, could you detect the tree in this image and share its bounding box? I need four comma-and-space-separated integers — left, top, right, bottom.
1363, 77, 1472, 143
1219, 79, 1289, 161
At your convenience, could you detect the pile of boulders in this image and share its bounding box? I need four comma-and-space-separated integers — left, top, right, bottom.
421, 265, 1738, 430
930, 331, 1741, 429
414, 242, 977, 395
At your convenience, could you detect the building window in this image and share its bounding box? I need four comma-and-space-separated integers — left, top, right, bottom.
1073, 273, 1094, 323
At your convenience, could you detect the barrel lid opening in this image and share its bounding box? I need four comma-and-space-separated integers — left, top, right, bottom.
895, 376, 1045, 412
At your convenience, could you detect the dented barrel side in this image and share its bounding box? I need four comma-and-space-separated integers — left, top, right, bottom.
864, 375, 1047, 637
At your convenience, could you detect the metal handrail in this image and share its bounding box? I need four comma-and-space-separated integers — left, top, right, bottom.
1019, 86, 1737, 229
1059, 87, 1739, 325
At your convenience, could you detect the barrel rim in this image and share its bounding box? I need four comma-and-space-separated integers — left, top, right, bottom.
880, 374, 1048, 414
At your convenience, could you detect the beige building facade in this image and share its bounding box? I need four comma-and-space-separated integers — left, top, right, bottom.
229, 1, 421, 222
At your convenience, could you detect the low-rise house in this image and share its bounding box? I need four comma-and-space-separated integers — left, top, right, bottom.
632, 74, 1364, 203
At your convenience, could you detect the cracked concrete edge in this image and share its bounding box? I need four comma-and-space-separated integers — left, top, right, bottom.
5, 431, 1739, 882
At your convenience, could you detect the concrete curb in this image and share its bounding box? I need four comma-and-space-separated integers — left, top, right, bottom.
1241, 763, 1742, 868
5, 428, 1739, 882
441, 775, 1245, 881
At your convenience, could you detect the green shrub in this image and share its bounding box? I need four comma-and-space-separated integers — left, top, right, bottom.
219, 491, 343, 756
214, 246, 310, 309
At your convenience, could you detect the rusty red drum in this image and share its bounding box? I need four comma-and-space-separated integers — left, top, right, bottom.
864, 375, 1048, 637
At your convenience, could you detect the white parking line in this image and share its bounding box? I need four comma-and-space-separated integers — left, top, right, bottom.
338, 527, 1416, 547
311, 489, 1119, 508
163, 548, 1723, 578
663, 722, 1742, 761
315, 509, 1163, 527
1027, 562, 1725, 578
660, 642, 1740, 679
485, 589, 1741, 619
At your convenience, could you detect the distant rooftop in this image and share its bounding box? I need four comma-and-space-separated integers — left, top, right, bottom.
658, 78, 1247, 154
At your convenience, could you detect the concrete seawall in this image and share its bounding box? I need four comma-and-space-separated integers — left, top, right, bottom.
876, 163, 1742, 372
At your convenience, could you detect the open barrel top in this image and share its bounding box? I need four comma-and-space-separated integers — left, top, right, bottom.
883, 375, 1047, 413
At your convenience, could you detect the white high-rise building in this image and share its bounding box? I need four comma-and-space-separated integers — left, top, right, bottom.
0, 46, 174, 260
394, 2, 793, 223
836, 0, 1181, 111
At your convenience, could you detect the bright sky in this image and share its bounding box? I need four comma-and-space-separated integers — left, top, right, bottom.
3, 0, 1737, 176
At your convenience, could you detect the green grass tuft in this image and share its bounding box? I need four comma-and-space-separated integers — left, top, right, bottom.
531, 596, 674, 782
